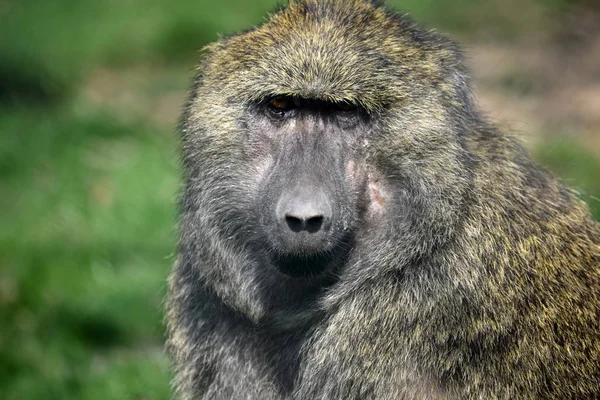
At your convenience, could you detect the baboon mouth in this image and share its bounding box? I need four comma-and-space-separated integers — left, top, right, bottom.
274, 252, 334, 278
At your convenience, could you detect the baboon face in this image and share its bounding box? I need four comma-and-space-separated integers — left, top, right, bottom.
244, 96, 371, 278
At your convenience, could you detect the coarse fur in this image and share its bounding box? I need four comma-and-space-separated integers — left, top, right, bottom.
167, 0, 600, 398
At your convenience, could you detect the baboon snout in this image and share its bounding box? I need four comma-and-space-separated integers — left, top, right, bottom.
276, 190, 332, 235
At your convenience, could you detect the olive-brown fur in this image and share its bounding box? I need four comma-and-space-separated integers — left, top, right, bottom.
167, 0, 600, 398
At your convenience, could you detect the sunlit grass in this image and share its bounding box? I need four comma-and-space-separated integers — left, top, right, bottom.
0, 105, 177, 399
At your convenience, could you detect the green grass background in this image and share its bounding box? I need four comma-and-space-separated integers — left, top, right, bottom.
0, 1, 598, 399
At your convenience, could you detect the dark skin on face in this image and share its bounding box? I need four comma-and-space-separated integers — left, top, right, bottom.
244, 96, 371, 277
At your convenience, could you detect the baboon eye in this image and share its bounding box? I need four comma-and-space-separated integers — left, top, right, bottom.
268, 97, 295, 117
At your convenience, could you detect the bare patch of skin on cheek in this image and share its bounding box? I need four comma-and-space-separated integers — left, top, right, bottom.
345, 158, 388, 219
366, 171, 388, 218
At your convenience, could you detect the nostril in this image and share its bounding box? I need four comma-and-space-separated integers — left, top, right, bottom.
285, 215, 304, 233
284, 214, 324, 233
305, 215, 324, 233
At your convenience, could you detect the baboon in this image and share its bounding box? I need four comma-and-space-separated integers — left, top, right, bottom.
167, 0, 600, 398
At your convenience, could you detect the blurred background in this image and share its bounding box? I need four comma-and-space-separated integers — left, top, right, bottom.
0, 0, 598, 398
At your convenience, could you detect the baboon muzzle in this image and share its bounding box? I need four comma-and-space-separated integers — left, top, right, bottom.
264, 157, 350, 278
275, 181, 333, 250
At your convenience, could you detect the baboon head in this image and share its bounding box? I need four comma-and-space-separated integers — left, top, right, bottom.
180, 0, 474, 320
